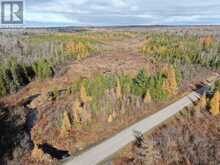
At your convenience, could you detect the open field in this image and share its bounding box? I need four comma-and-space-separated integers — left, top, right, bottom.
0, 26, 220, 165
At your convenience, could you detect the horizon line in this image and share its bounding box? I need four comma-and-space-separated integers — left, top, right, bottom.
1, 24, 220, 29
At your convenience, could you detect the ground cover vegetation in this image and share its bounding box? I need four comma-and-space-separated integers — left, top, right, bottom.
113, 83, 220, 165
141, 34, 220, 69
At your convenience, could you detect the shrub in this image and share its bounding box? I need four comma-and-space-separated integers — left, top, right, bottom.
33, 59, 54, 80
215, 80, 220, 91
132, 131, 156, 164
0, 66, 7, 97
0, 58, 31, 96
0, 57, 54, 97
7, 57, 30, 89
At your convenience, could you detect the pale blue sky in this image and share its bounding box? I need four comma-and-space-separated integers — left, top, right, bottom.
25, 0, 220, 26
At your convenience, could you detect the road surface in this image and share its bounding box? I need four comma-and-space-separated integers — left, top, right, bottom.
62, 86, 208, 165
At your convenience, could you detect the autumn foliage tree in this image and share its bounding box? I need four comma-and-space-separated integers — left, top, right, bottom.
65, 41, 90, 60
72, 99, 83, 123
61, 111, 71, 137
200, 36, 214, 50
144, 90, 152, 103
72, 98, 92, 124
80, 85, 92, 103
200, 92, 207, 110
162, 65, 178, 95
210, 90, 220, 116
116, 78, 122, 99
141, 34, 220, 69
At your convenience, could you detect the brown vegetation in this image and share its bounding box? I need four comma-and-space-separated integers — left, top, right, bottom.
162, 65, 178, 95
1, 27, 220, 165
31, 145, 45, 160
112, 91, 220, 165
61, 111, 72, 137
210, 90, 220, 116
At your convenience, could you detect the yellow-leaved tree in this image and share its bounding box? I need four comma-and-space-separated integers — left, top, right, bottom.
65, 41, 90, 60
200, 92, 207, 110
72, 98, 92, 124
80, 85, 92, 103
163, 65, 177, 95
72, 99, 82, 123
195, 92, 207, 112
200, 36, 214, 49
210, 90, 220, 116
144, 90, 152, 103
61, 111, 71, 137
116, 78, 122, 99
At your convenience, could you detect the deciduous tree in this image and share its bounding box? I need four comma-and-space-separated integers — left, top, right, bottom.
210, 91, 220, 116
61, 111, 71, 137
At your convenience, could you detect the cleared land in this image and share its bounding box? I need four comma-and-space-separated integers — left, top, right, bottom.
0, 26, 220, 165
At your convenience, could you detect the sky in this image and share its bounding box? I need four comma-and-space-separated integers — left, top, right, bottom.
24, 0, 220, 27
